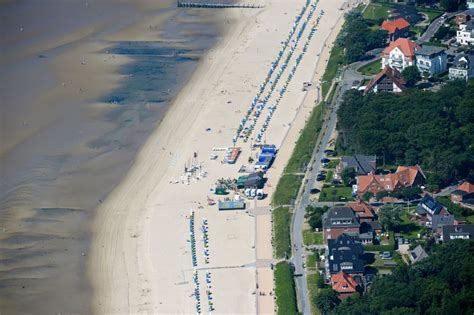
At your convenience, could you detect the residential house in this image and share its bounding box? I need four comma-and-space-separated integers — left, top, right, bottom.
415, 46, 447, 77
409, 245, 429, 264
381, 38, 420, 72
449, 53, 474, 81
416, 195, 449, 221
337, 155, 376, 176
432, 213, 455, 238
455, 9, 474, 25
330, 271, 359, 299
357, 165, 426, 196
347, 200, 376, 222
327, 234, 365, 275
364, 66, 407, 94
456, 20, 474, 45
322, 207, 360, 242
381, 17, 411, 41
359, 231, 374, 245
450, 181, 474, 210
442, 224, 474, 242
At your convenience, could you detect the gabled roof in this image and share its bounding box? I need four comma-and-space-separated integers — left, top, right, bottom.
442, 224, 474, 242
331, 272, 358, 293
458, 181, 474, 193
364, 66, 407, 94
409, 245, 429, 263
327, 234, 365, 274
347, 200, 375, 219
382, 38, 420, 58
415, 45, 446, 58
452, 53, 474, 69
340, 155, 377, 175
395, 165, 426, 185
432, 214, 455, 232
381, 18, 410, 34
416, 195, 445, 216
323, 207, 360, 228
357, 165, 424, 193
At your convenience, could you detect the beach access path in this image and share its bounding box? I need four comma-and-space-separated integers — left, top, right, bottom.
90, 0, 353, 314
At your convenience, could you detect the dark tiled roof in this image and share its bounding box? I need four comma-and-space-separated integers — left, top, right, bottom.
442, 224, 474, 242
432, 214, 454, 231
323, 207, 360, 229
452, 54, 474, 69
451, 189, 468, 196
340, 155, 377, 175
415, 45, 445, 57
327, 234, 365, 274
416, 196, 444, 216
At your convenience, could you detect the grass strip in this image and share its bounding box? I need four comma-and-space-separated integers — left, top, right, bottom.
274, 262, 299, 315
273, 207, 292, 259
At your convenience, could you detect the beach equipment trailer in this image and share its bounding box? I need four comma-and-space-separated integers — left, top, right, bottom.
218, 199, 246, 211
224, 147, 241, 164
255, 144, 277, 171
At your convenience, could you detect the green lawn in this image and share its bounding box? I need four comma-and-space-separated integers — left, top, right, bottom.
397, 207, 425, 239
357, 58, 382, 75
303, 229, 323, 246
306, 252, 318, 269
325, 158, 340, 169
273, 207, 292, 259
363, 2, 392, 20
272, 174, 303, 206
307, 273, 322, 315
318, 185, 353, 202
324, 169, 333, 183
275, 262, 299, 315
284, 104, 325, 174
322, 44, 344, 99
418, 8, 443, 23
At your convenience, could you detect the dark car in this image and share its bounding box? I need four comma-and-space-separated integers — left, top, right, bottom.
316, 174, 326, 181
321, 158, 330, 164
310, 188, 320, 194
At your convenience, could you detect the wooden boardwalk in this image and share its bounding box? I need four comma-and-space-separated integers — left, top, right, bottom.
177, 1, 264, 8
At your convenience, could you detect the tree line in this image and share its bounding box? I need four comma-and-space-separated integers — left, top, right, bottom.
336, 80, 474, 188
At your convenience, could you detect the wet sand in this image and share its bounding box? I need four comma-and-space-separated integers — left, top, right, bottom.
0, 1, 223, 313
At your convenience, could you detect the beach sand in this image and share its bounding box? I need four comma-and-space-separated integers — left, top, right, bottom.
0, 0, 225, 313
90, 0, 360, 313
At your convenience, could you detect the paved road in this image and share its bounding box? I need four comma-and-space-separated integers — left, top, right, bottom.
291, 69, 352, 315
418, 11, 458, 43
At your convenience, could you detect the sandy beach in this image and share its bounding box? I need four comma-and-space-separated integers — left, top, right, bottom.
90, 0, 356, 313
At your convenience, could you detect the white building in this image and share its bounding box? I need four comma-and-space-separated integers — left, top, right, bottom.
468, 0, 474, 9
381, 38, 420, 72
415, 46, 447, 77
457, 20, 474, 45
449, 54, 474, 81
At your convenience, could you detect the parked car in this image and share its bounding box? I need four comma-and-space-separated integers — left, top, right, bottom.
321, 158, 330, 164
310, 188, 320, 194
316, 174, 326, 181
380, 251, 392, 259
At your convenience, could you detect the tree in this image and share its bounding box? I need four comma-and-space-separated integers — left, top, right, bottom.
314, 288, 340, 313
378, 204, 402, 231
317, 275, 326, 289
341, 167, 356, 186
332, 241, 474, 315
400, 186, 422, 200
401, 65, 421, 85
362, 191, 374, 202
375, 190, 389, 201
440, 0, 466, 11
306, 206, 328, 230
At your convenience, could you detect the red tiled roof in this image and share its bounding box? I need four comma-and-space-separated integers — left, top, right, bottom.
357, 165, 425, 194
381, 18, 410, 34
347, 200, 375, 219
364, 66, 406, 93
382, 38, 420, 59
458, 182, 474, 193
331, 272, 358, 293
